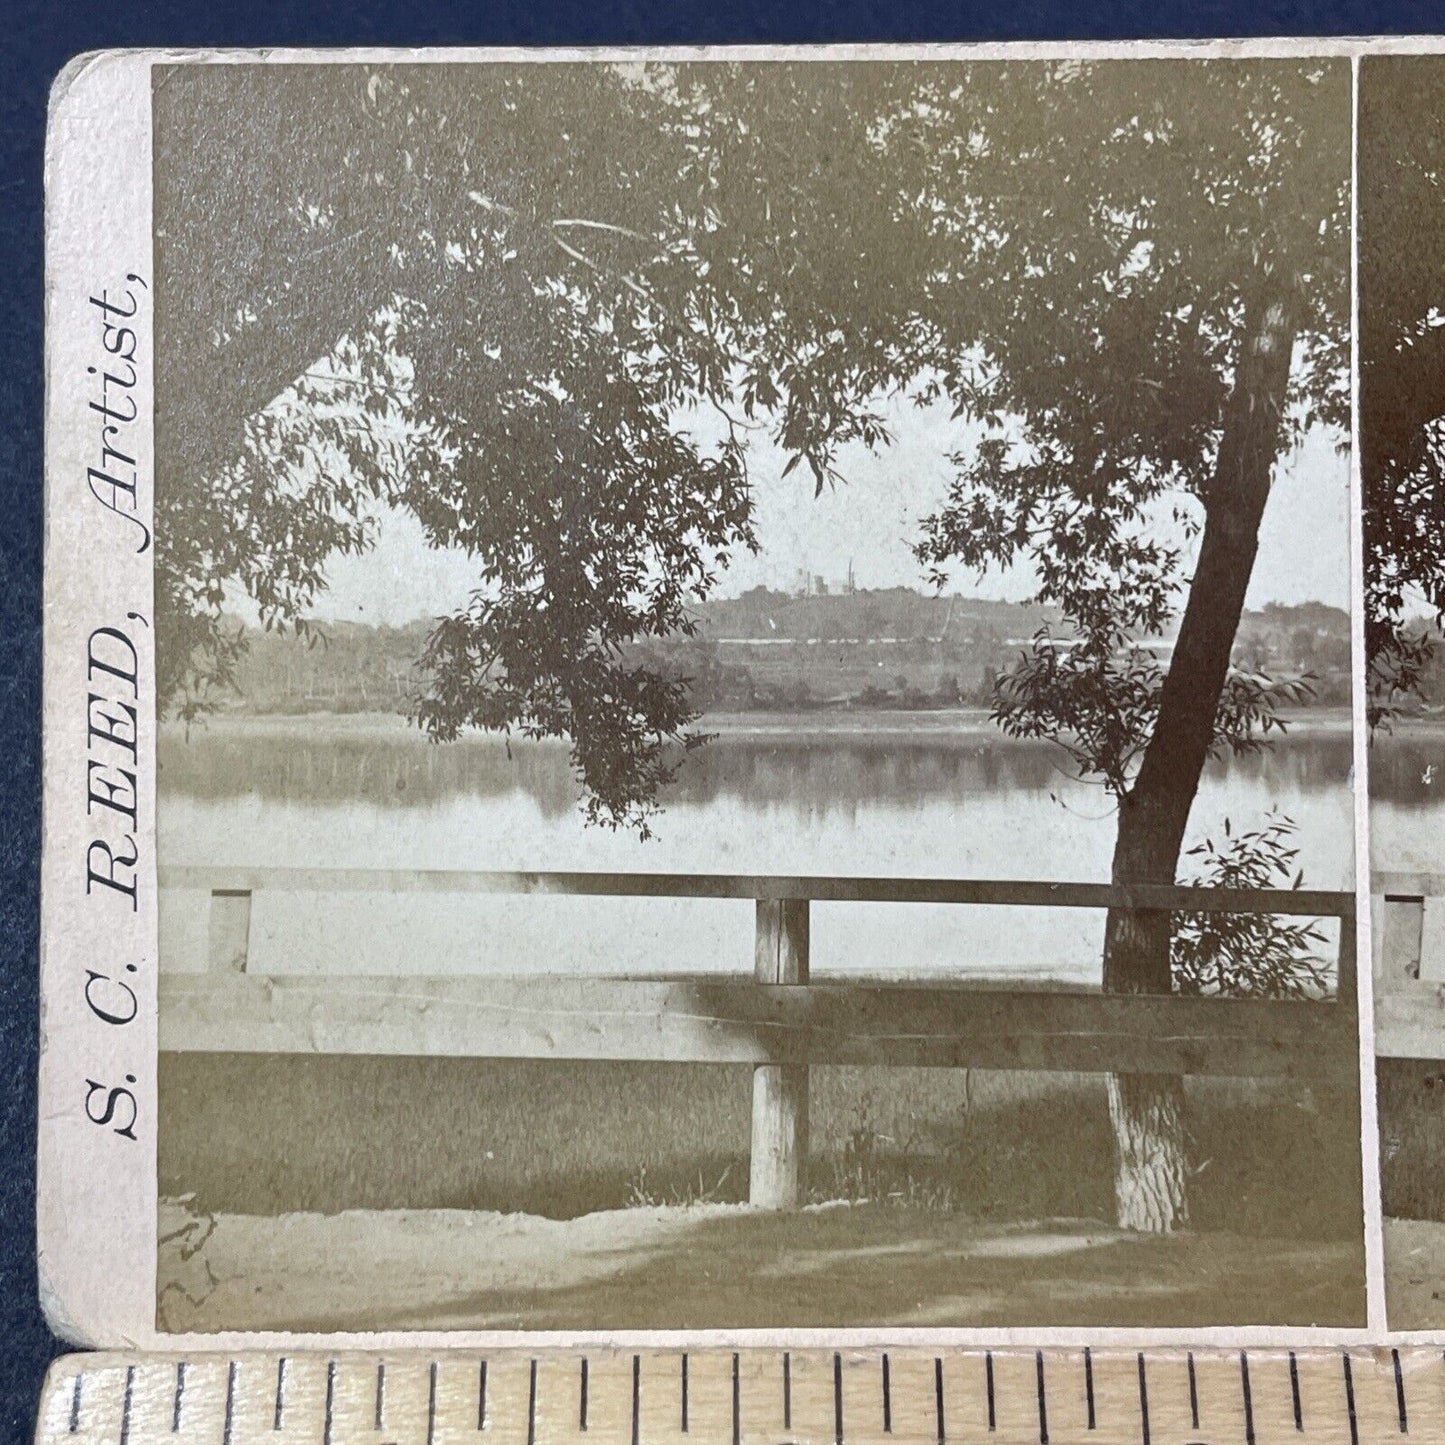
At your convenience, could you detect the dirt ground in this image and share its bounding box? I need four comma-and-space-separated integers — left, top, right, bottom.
1385, 1218, 1445, 1329
158, 1198, 1363, 1334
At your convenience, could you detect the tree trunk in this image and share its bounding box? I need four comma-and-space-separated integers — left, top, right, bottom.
1101, 283, 1299, 1233
1107, 1072, 1190, 1233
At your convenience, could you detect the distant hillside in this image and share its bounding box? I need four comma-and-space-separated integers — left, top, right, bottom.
695, 586, 1056, 643
203, 591, 1352, 717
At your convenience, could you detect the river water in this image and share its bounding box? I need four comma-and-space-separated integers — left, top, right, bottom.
1367, 725, 1445, 877
157, 711, 1356, 986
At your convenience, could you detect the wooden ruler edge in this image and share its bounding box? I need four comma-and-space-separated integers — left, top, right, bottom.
34, 1345, 1445, 1445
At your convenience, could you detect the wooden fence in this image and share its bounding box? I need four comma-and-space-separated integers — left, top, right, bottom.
1374, 871, 1445, 1059
158, 867, 1357, 1209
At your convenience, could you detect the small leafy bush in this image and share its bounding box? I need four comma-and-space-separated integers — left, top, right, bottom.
1172, 811, 1332, 999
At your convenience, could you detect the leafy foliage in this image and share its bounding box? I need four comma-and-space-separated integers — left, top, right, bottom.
1171, 813, 1331, 999
1360, 58, 1445, 727
156, 59, 1348, 837
990, 630, 1317, 800
907, 62, 1348, 817
156, 65, 772, 826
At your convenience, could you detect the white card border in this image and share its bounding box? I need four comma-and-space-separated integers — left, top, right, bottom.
40, 36, 1413, 1349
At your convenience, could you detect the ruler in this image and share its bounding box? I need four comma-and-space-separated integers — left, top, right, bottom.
33, 1349, 1445, 1445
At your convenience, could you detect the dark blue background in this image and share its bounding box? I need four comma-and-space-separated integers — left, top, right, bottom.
1, 3, 1436, 1442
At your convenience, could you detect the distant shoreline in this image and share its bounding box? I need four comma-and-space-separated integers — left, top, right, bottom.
161, 705, 1357, 743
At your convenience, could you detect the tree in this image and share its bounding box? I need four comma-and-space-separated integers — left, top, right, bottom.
156, 58, 1348, 1232
896, 60, 1350, 1230
1360, 56, 1445, 725
155, 61, 921, 832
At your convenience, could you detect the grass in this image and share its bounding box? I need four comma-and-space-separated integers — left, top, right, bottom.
1377, 1061, 1445, 1324
160, 1055, 1362, 1241
1378, 1058, 1445, 1220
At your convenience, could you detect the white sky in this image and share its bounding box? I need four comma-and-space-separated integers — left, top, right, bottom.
305, 390, 1351, 626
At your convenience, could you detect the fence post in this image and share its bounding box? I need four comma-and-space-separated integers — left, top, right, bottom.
750, 897, 809, 1208
1336, 894, 1359, 1029
207, 889, 253, 973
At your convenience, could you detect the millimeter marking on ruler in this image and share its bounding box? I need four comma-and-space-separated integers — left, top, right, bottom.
1135, 1354, 1149, 1445
1035, 1351, 1048, 1445
632, 1355, 641, 1445
220, 1362, 234, 1445
1239, 1353, 1255, 1445
116, 1368, 132, 1445
934, 1356, 945, 1444
1343, 1352, 1358, 1445
729, 1353, 739, 1445
1392, 1348, 1407, 1434
39, 1347, 1442, 1445
322, 1360, 335, 1445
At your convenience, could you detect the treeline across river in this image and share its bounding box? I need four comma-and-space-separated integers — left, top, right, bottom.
209, 589, 1353, 718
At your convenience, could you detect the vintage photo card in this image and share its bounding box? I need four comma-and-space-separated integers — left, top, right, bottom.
1361, 48, 1445, 1336
43, 43, 1374, 1348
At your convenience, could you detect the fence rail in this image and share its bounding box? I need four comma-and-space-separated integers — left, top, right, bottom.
158, 866, 1357, 1208
160, 865, 1347, 915
158, 974, 1355, 1075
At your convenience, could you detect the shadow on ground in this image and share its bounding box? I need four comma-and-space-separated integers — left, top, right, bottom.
160, 1202, 1365, 1334
389, 1212, 1364, 1333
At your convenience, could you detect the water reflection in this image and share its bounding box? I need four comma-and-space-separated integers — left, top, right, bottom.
1368, 731, 1445, 807
157, 717, 1356, 984
159, 718, 1355, 818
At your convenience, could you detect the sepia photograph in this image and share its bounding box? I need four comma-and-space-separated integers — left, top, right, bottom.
150, 54, 1363, 1332
1361, 51, 1445, 1333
